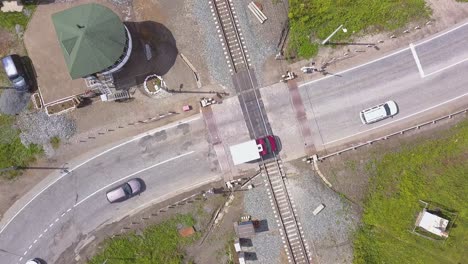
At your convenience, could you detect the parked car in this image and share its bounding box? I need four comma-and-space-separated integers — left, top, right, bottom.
106, 179, 142, 203
1, 54, 31, 92
360, 101, 398, 124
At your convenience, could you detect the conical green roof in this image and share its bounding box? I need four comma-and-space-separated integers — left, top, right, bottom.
52, 3, 126, 79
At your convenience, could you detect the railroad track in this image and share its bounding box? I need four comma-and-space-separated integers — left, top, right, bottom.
210, 1, 312, 263
210, 0, 250, 73
262, 159, 311, 264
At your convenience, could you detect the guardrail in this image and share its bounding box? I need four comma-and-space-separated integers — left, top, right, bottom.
313, 108, 468, 161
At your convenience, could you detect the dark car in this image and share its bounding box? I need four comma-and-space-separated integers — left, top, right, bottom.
1, 54, 31, 92
106, 179, 142, 203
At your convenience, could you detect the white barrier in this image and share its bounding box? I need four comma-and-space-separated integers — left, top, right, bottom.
248, 2, 267, 24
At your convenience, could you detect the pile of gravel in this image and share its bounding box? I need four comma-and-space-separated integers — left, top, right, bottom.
16, 111, 76, 156
0, 90, 31, 115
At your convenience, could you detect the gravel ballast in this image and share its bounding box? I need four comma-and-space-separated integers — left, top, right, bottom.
284, 162, 360, 264
243, 175, 283, 264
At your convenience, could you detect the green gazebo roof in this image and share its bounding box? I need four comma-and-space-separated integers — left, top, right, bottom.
52, 3, 126, 79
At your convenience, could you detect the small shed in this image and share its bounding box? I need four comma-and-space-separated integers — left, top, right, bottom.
234, 221, 255, 238
415, 210, 449, 238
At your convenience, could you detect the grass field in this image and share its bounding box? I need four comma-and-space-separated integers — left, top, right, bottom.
0, 115, 42, 179
353, 119, 468, 263
88, 214, 199, 264
287, 0, 431, 58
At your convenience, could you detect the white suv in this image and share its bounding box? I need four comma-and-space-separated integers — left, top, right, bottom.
360, 101, 398, 124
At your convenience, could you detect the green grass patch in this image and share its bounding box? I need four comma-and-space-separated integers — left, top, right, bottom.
0, 3, 36, 31
288, 0, 431, 58
49, 136, 60, 149
353, 119, 468, 264
0, 115, 42, 179
88, 214, 199, 264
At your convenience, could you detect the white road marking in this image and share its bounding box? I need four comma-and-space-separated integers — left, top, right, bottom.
66, 208, 71, 213
324, 92, 468, 145
43, 228, 47, 233
298, 47, 410, 87
416, 20, 468, 46
33, 240, 37, 244
49, 223, 53, 228
120, 175, 221, 219
0, 116, 200, 234
410, 43, 425, 78
73, 151, 195, 207
61, 213, 66, 217
423, 57, 468, 78
55, 218, 59, 223
38, 234, 42, 238
299, 21, 468, 88
23, 251, 27, 256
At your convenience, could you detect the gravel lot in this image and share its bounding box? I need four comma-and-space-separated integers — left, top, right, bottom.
16, 111, 76, 157
0, 90, 30, 115
243, 174, 284, 264
284, 160, 360, 264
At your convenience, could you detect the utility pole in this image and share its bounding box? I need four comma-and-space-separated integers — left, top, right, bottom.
322, 24, 347, 45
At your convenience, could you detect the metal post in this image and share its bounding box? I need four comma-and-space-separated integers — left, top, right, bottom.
322, 24, 343, 45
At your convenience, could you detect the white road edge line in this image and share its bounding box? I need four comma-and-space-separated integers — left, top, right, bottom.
423, 57, 468, 78
0, 115, 200, 234
409, 43, 425, 78
299, 21, 468, 87
416, 20, 468, 46
324, 92, 468, 145
73, 151, 195, 207
298, 47, 410, 87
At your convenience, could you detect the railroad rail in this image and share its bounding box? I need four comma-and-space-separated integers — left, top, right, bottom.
261, 159, 311, 263
210, 1, 311, 263
211, 0, 250, 73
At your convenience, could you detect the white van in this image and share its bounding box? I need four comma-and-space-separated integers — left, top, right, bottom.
360, 101, 398, 124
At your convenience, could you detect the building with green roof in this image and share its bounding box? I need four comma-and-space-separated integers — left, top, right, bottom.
51, 3, 132, 80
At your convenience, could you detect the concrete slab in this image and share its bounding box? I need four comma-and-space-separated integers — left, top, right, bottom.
260, 82, 306, 161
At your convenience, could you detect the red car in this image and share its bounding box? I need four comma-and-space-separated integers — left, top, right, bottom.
256, 135, 277, 156
265, 135, 277, 153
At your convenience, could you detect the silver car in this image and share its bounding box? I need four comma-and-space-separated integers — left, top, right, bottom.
106, 179, 142, 203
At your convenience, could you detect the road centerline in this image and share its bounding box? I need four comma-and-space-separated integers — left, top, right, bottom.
74, 151, 195, 207
0, 116, 200, 235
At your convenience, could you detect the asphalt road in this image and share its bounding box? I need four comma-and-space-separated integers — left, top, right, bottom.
260, 20, 468, 158
1, 19, 468, 264
0, 116, 220, 264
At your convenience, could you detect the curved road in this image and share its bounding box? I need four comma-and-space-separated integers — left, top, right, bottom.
1, 20, 468, 264
0, 116, 220, 263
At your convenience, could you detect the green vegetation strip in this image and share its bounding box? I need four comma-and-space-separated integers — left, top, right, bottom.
89, 214, 199, 264
0, 115, 42, 179
0, 4, 36, 31
354, 120, 468, 263
288, 0, 431, 58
